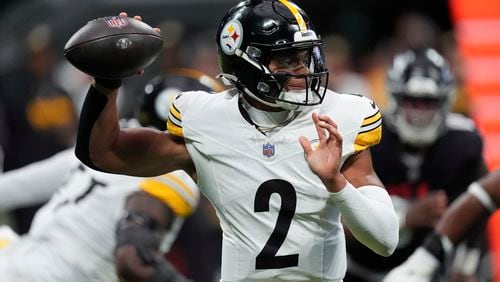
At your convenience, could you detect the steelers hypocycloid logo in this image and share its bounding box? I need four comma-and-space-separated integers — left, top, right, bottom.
220, 20, 243, 55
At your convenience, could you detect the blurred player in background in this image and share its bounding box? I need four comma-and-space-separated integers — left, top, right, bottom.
75, 0, 400, 280
0, 164, 196, 282
0, 69, 221, 282
345, 47, 488, 281
0, 24, 78, 234
384, 169, 500, 282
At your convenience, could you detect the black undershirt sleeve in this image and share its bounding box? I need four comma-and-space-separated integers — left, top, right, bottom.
75, 85, 109, 172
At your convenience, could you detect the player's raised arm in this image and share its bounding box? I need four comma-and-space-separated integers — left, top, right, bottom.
67, 14, 193, 176
77, 82, 191, 176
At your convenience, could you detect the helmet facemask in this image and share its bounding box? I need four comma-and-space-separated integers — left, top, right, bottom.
390, 92, 451, 147
257, 46, 329, 111
216, 0, 329, 111
385, 48, 456, 148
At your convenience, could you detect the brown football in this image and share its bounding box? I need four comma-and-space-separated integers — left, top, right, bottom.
64, 16, 163, 79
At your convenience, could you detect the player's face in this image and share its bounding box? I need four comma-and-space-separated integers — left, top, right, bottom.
398, 95, 443, 127
268, 49, 311, 91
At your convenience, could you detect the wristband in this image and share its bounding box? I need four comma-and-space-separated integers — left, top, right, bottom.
468, 182, 496, 213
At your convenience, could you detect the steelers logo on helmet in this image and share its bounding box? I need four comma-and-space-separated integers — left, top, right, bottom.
220, 20, 243, 55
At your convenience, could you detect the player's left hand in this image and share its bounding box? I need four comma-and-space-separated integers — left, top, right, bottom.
299, 112, 346, 192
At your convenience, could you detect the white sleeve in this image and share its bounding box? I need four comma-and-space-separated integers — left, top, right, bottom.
0, 148, 75, 211
330, 182, 399, 256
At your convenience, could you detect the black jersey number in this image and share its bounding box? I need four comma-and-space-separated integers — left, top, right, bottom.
254, 179, 298, 269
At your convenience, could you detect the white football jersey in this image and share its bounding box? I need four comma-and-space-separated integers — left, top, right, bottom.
168, 88, 382, 281
0, 148, 196, 282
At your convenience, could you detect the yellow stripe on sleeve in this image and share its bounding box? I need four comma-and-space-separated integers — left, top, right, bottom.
140, 179, 194, 217
362, 110, 381, 126
169, 103, 181, 121
167, 103, 183, 137
167, 118, 183, 137
278, 0, 307, 31
354, 124, 382, 152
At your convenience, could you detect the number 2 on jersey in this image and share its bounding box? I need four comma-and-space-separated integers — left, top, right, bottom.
254, 179, 298, 269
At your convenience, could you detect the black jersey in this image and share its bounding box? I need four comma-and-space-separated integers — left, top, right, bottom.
346, 113, 488, 275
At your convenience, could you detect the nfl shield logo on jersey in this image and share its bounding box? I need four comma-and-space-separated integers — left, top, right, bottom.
262, 142, 275, 158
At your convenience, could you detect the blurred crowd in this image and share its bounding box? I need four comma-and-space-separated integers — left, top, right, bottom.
0, 3, 491, 282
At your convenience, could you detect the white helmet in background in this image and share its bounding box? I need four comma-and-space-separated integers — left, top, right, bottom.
385, 48, 456, 147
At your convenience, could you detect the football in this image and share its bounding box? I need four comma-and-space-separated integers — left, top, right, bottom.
64, 16, 163, 79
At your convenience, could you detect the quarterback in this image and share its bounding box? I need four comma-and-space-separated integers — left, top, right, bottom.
75, 0, 399, 281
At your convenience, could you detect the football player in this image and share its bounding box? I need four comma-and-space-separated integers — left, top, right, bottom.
75, 1, 400, 281
384, 169, 500, 281
0, 69, 221, 282
345, 48, 488, 281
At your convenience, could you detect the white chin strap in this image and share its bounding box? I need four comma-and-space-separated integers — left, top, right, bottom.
243, 88, 318, 112
242, 87, 284, 109
276, 89, 318, 111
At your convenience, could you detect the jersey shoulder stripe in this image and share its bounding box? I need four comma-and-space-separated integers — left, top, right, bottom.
167, 95, 184, 137
353, 96, 382, 152
167, 114, 183, 137
170, 103, 181, 120
166, 90, 233, 138
355, 123, 382, 152
361, 109, 381, 127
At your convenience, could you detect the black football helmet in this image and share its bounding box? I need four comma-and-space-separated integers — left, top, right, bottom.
216, 0, 328, 110
385, 48, 456, 147
137, 68, 224, 130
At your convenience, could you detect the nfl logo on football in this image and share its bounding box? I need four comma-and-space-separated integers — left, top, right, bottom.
104, 16, 128, 29
262, 142, 275, 158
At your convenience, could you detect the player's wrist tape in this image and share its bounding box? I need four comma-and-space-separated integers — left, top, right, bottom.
94, 77, 122, 90
422, 232, 453, 263
75, 85, 109, 172
468, 182, 496, 213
